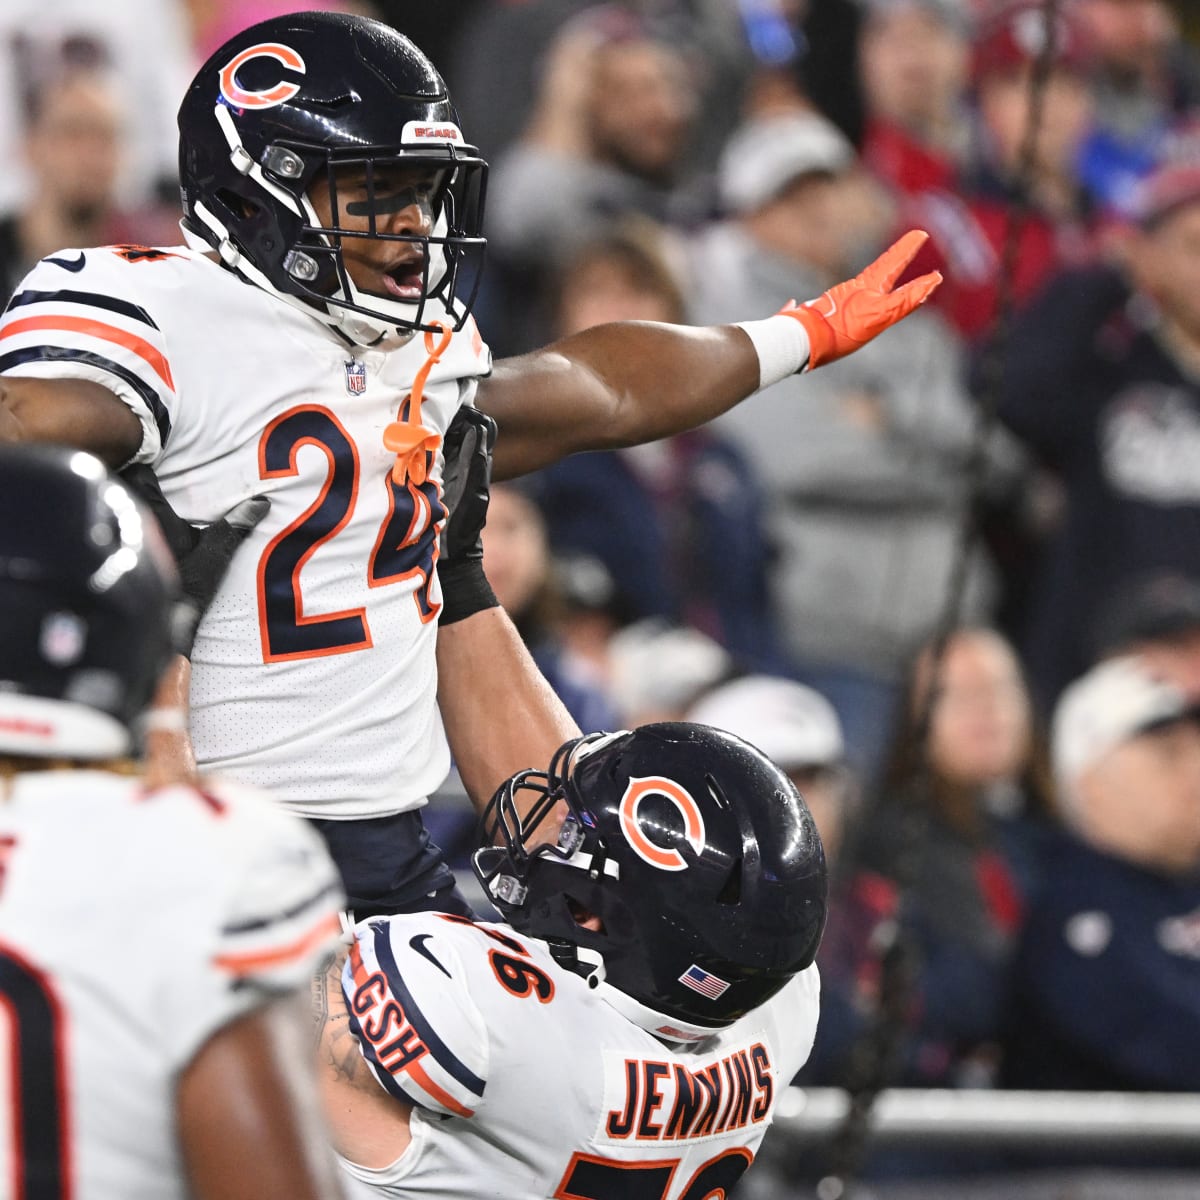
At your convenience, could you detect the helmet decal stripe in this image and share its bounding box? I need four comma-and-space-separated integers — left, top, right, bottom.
219, 43, 306, 110
618, 776, 706, 871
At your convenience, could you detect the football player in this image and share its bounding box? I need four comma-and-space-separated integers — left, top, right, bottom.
0, 11, 939, 918
0, 443, 346, 1199
315, 722, 827, 1198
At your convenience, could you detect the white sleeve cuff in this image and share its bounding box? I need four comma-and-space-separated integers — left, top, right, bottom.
733, 314, 812, 388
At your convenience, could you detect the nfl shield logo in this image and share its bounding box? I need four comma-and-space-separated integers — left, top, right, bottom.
40, 612, 86, 665
344, 360, 367, 395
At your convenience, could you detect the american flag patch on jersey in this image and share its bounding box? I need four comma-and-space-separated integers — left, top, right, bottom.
679, 964, 730, 1000
344, 360, 367, 394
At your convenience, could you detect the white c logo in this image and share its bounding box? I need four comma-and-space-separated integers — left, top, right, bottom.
618, 776, 706, 872
219, 43, 306, 110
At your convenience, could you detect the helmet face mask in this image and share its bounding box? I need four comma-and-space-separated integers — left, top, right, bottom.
178, 12, 488, 345
474, 725, 829, 1044
289, 150, 486, 336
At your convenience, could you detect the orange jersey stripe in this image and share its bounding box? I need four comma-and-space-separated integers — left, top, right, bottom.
0, 315, 175, 391
407, 1058, 475, 1118
214, 911, 340, 976
348, 938, 372, 989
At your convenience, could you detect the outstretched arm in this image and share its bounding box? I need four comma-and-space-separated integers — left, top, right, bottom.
432, 407, 579, 812
483, 323, 758, 480
481, 230, 942, 480
438, 606, 580, 812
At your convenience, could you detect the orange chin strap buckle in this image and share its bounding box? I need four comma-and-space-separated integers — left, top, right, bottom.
384, 321, 454, 486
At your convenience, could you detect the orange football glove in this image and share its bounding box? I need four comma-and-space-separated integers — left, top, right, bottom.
780, 230, 943, 371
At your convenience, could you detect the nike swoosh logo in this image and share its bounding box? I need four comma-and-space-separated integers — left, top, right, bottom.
46, 252, 86, 273
409, 933, 452, 977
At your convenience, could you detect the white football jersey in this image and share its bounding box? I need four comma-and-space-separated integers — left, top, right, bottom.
337, 913, 820, 1200
0, 246, 492, 816
0, 767, 344, 1199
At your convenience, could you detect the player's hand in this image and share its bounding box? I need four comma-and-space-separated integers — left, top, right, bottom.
437, 406, 500, 625
119, 464, 270, 656
439, 406, 497, 567
780, 230, 943, 370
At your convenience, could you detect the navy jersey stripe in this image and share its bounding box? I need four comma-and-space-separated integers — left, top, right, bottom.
370, 923, 486, 1098
344, 1003, 433, 1110
221, 878, 343, 936
0, 946, 69, 1197
5, 289, 160, 329
0, 346, 171, 448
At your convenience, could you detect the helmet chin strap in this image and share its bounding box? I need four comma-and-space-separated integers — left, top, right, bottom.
185, 203, 414, 349
201, 104, 444, 347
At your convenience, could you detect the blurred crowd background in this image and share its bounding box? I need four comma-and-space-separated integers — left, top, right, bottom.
4, 0, 1200, 1192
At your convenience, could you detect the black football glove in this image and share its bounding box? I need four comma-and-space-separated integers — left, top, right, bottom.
119, 463, 270, 657
437, 406, 500, 625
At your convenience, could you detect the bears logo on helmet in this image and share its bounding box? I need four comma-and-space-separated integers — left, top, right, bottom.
618, 776, 706, 871
179, 12, 487, 346
474, 723, 828, 1043
217, 43, 306, 111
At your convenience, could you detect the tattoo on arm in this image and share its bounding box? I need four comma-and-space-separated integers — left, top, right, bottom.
311, 951, 333, 1047
312, 951, 378, 1093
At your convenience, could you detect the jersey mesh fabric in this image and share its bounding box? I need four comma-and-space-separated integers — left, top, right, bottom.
0, 247, 493, 816
337, 913, 820, 1199
0, 769, 344, 1198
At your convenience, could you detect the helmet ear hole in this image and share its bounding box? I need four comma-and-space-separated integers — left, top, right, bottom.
215, 188, 260, 221
177, 11, 488, 341
567, 895, 605, 934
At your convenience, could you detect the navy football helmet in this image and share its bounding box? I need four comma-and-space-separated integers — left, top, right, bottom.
474, 723, 828, 1043
0, 446, 177, 760
178, 12, 487, 345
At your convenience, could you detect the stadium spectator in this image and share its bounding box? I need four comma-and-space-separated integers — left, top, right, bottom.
548, 551, 635, 697
447, 0, 601, 165
1002, 655, 1200, 1092
852, 627, 1055, 1089
526, 221, 789, 670
0, 61, 178, 302
1092, 570, 1200, 701
858, 0, 974, 197
688, 673, 853, 863
605, 619, 733, 727
484, 5, 703, 350
904, 0, 1103, 342
1074, 0, 1200, 217
685, 107, 1007, 779
0, 1, 192, 213
995, 159, 1200, 711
